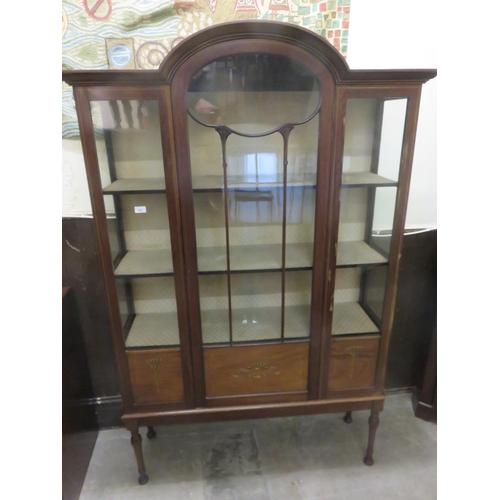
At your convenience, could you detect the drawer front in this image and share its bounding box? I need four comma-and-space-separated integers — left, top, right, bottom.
328, 336, 380, 392
127, 348, 185, 405
204, 342, 309, 398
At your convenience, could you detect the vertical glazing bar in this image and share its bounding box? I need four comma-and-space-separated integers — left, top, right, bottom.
217, 126, 233, 345
279, 125, 293, 342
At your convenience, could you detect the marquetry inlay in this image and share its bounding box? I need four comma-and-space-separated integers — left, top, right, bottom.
146, 358, 162, 392
233, 362, 281, 379
346, 346, 360, 379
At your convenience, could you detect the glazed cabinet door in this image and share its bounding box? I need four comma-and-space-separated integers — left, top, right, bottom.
326, 87, 421, 396
74, 87, 194, 409
171, 46, 335, 406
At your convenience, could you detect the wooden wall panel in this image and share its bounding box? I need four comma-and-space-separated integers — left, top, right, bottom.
62, 218, 121, 427
385, 229, 437, 390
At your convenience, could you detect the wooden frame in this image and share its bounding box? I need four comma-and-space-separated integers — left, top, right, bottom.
63, 20, 436, 486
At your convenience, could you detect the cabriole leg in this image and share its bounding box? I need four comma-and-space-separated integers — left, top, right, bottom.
343, 411, 353, 423
147, 426, 156, 439
130, 428, 149, 485
363, 410, 380, 466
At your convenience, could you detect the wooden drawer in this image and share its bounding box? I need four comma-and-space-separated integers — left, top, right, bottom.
328, 336, 380, 392
204, 342, 309, 398
127, 348, 185, 405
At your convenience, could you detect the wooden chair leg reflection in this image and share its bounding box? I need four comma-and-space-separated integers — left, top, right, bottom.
130, 427, 149, 485
363, 410, 380, 466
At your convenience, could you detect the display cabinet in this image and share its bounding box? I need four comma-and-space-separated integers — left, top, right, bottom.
63, 21, 436, 485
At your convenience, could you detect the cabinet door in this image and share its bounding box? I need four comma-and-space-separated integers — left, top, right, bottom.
79, 88, 192, 407
328, 89, 420, 394
172, 49, 335, 405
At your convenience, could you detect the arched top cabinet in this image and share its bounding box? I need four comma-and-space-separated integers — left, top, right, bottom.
63, 21, 436, 485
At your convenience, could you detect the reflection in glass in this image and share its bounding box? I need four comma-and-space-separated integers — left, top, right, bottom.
187, 54, 320, 345
333, 98, 407, 337
90, 99, 180, 348
187, 54, 320, 135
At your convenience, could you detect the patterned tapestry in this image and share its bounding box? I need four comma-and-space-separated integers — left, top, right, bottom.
62, 0, 351, 138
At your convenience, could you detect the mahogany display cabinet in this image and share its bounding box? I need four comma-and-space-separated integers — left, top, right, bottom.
63, 21, 436, 485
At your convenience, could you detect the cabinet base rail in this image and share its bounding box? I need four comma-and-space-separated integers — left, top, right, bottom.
123, 395, 385, 484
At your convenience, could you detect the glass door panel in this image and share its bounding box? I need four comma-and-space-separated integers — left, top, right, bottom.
90, 99, 180, 348
186, 54, 320, 347
334, 98, 407, 336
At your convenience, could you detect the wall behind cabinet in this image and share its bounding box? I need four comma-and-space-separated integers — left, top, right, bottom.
62, 2, 436, 229
348, 0, 437, 230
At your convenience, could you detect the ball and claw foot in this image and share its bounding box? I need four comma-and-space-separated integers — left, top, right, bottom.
138, 473, 149, 485
147, 426, 156, 439
343, 411, 353, 424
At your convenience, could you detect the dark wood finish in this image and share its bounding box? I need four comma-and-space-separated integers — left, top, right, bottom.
203, 343, 309, 398
63, 21, 436, 87
388, 229, 437, 390
129, 426, 148, 485
127, 349, 185, 405
169, 36, 337, 405
62, 286, 97, 432
343, 411, 353, 424
122, 396, 385, 426
146, 426, 156, 439
328, 336, 380, 392
61, 222, 436, 429
413, 323, 437, 422
205, 391, 308, 408
363, 410, 380, 466
158, 86, 198, 408
63, 20, 436, 484
63, 218, 122, 427
62, 431, 98, 500
73, 87, 136, 409
62, 286, 99, 500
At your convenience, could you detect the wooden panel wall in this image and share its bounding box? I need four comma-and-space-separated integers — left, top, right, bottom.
62, 218, 121, 427
385, 229, 437, 390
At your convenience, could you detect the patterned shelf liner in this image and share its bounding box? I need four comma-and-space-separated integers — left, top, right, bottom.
103, 172, 396, 194
124, 301, 378, 348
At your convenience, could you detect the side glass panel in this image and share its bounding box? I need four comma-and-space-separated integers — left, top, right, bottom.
334, 98, 407, 336
90, 99, 180, 348
187, 54, 320, 346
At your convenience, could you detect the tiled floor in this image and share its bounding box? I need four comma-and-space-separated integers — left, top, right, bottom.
79, 393, 436, 500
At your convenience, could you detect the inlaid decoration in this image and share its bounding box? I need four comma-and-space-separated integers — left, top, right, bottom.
146, 358, 162, 392
346, 345, 360, 379
233, 361, 281, 379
